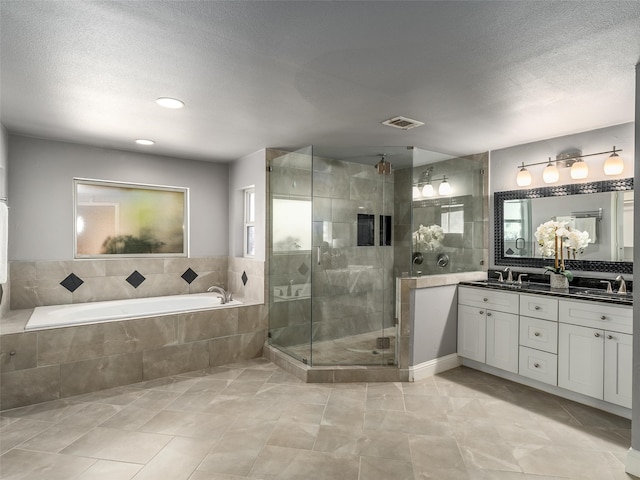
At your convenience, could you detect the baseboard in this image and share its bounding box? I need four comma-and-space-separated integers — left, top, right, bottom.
626, 448, 640, 477
409, 353, 462, 381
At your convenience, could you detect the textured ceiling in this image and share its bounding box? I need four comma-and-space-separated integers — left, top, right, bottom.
1, 1, 639, 163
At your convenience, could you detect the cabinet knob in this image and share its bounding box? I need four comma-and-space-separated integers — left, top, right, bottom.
534, 332, 540, 337
594, 332, 601, 338
600, 315, 606, 320
607, 335, 613, 340
534, 306, 541, 311
487, 312, 492, 317
479, 310, 484, 315
534, 363, 540, 368
483, 298, 488, 302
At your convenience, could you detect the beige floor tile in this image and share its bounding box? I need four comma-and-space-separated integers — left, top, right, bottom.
60, 426, 172, 463
359, 456, 415, 480
139, 409, 233, 439
99, 404, 160, 430
16, 422, 93, 453
75, 459, 143, 480
0, 418, 53, 454
0, 448, 96, 480
131, 435, 218, 480
267, 419, 319, 450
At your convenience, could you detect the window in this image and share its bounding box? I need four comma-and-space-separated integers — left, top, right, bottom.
244, 187, 255, 257
440, 203, 464, 234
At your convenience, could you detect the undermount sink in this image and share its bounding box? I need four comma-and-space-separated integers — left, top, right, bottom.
570, 288, 633, 301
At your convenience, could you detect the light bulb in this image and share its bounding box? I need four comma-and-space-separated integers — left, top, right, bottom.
542, 159, 559, 183
570, 159, 588, 179
516, 164, 532, 187
422, 183, 434, 197
603, 151, 624, 175
135, 139, 155, 146
412, 186, 421, 199
438, 177, 452, 195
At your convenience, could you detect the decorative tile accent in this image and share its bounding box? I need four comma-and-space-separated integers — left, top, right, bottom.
181, 268, 198, 284
298, 262, 309, 276
60, 274, 84, 293
241, 271, 248, 286
126, 271, 146, 289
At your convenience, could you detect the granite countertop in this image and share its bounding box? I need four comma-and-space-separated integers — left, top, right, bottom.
459, 279, 633, 306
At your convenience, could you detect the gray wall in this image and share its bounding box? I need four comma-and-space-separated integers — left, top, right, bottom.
411, 285, 458, 365
0, 125, 7, 200
229, 149, 266, 261
8, 135, 229, 261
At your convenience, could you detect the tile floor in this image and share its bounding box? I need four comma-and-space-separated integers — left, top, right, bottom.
0, 357, 636, 480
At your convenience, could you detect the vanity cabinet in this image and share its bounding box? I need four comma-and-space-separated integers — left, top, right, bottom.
518, 294, 559, 386
457, 287, 519, 372
557, 299, 632, 409
457, 285, 632, 413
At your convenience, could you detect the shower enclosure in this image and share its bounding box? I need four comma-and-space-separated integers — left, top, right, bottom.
267, 146, 486, 368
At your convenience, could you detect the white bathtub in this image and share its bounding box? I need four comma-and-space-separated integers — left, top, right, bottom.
25, 293, 242, 331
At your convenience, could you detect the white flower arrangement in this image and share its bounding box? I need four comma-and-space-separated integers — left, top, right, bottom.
534, 220, 590, 280
412, 224, 444, 252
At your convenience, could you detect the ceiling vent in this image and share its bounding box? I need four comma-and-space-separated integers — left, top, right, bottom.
382, 116, 425, 130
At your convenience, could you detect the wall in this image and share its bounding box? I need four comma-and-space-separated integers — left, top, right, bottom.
8, 135, 229, 261
411, 285, 458, 365
489, 122, 635, 271
229, 149, 266, 262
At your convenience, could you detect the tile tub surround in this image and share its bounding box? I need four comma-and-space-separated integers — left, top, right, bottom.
0, 358, 632, 480
8, 256, 232, 311
0, 302, 267, 410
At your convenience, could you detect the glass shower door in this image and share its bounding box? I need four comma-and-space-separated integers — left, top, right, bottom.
267, 147, 313, 364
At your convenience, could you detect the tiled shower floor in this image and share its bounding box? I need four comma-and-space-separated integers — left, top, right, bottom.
0, 358, 635, 480
285, 327, 397, 365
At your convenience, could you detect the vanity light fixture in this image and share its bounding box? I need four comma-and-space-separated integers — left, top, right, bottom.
570, 158, 589, 180
514, 146, 623, 187
542, 157, 559, 183
412, 186, 421, 199
135, 139, 155, 146
438, 176, 452, 195
422, 182, 435, 197
156, 97, 185, 109
603, 146, 624, 175
516, 162, 532, 187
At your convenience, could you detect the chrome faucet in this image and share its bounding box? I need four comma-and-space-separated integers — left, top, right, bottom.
494, 271, 504, 283
615, 275, 627, 295
504, 267, 513, 283
207, 285, 233, 304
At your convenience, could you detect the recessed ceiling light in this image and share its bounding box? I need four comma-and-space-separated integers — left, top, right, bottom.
156, 97, 185, 109
135, 139, 155, 146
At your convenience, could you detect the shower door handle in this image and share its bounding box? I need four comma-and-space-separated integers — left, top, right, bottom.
317, 246, 321, 265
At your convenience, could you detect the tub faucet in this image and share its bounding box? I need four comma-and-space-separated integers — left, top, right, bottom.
287, 280, 293, 297
207, 286, 233, 304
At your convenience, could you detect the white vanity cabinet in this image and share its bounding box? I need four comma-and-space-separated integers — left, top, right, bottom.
557, 299, 632, 409
518, 294, 559, 386
457, 287, 519, 372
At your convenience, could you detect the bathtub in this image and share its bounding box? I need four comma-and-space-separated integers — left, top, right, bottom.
25, 293, 242, 331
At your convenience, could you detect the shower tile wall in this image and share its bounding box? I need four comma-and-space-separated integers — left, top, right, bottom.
311, 156, 395, 348
411, 152, 488, 275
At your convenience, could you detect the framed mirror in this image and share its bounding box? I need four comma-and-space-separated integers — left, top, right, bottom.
494, 178, 633, 274
74, 178, 188, 258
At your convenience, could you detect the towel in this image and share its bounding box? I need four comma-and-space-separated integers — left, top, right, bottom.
575, 217, 597, 243
0, 202, 7, 284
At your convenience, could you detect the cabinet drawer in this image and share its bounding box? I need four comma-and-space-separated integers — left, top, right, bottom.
519, 316, 558, 354
458, 287, 519, 314
519, 346, 558, 386
519, 294, 558, 322
559, 300, 632, 334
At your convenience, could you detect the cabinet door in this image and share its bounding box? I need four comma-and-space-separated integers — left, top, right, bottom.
558, 323, 603, 400
486, 310, 519, 373
604, 331, 632, 409
457, 304, 486, 363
